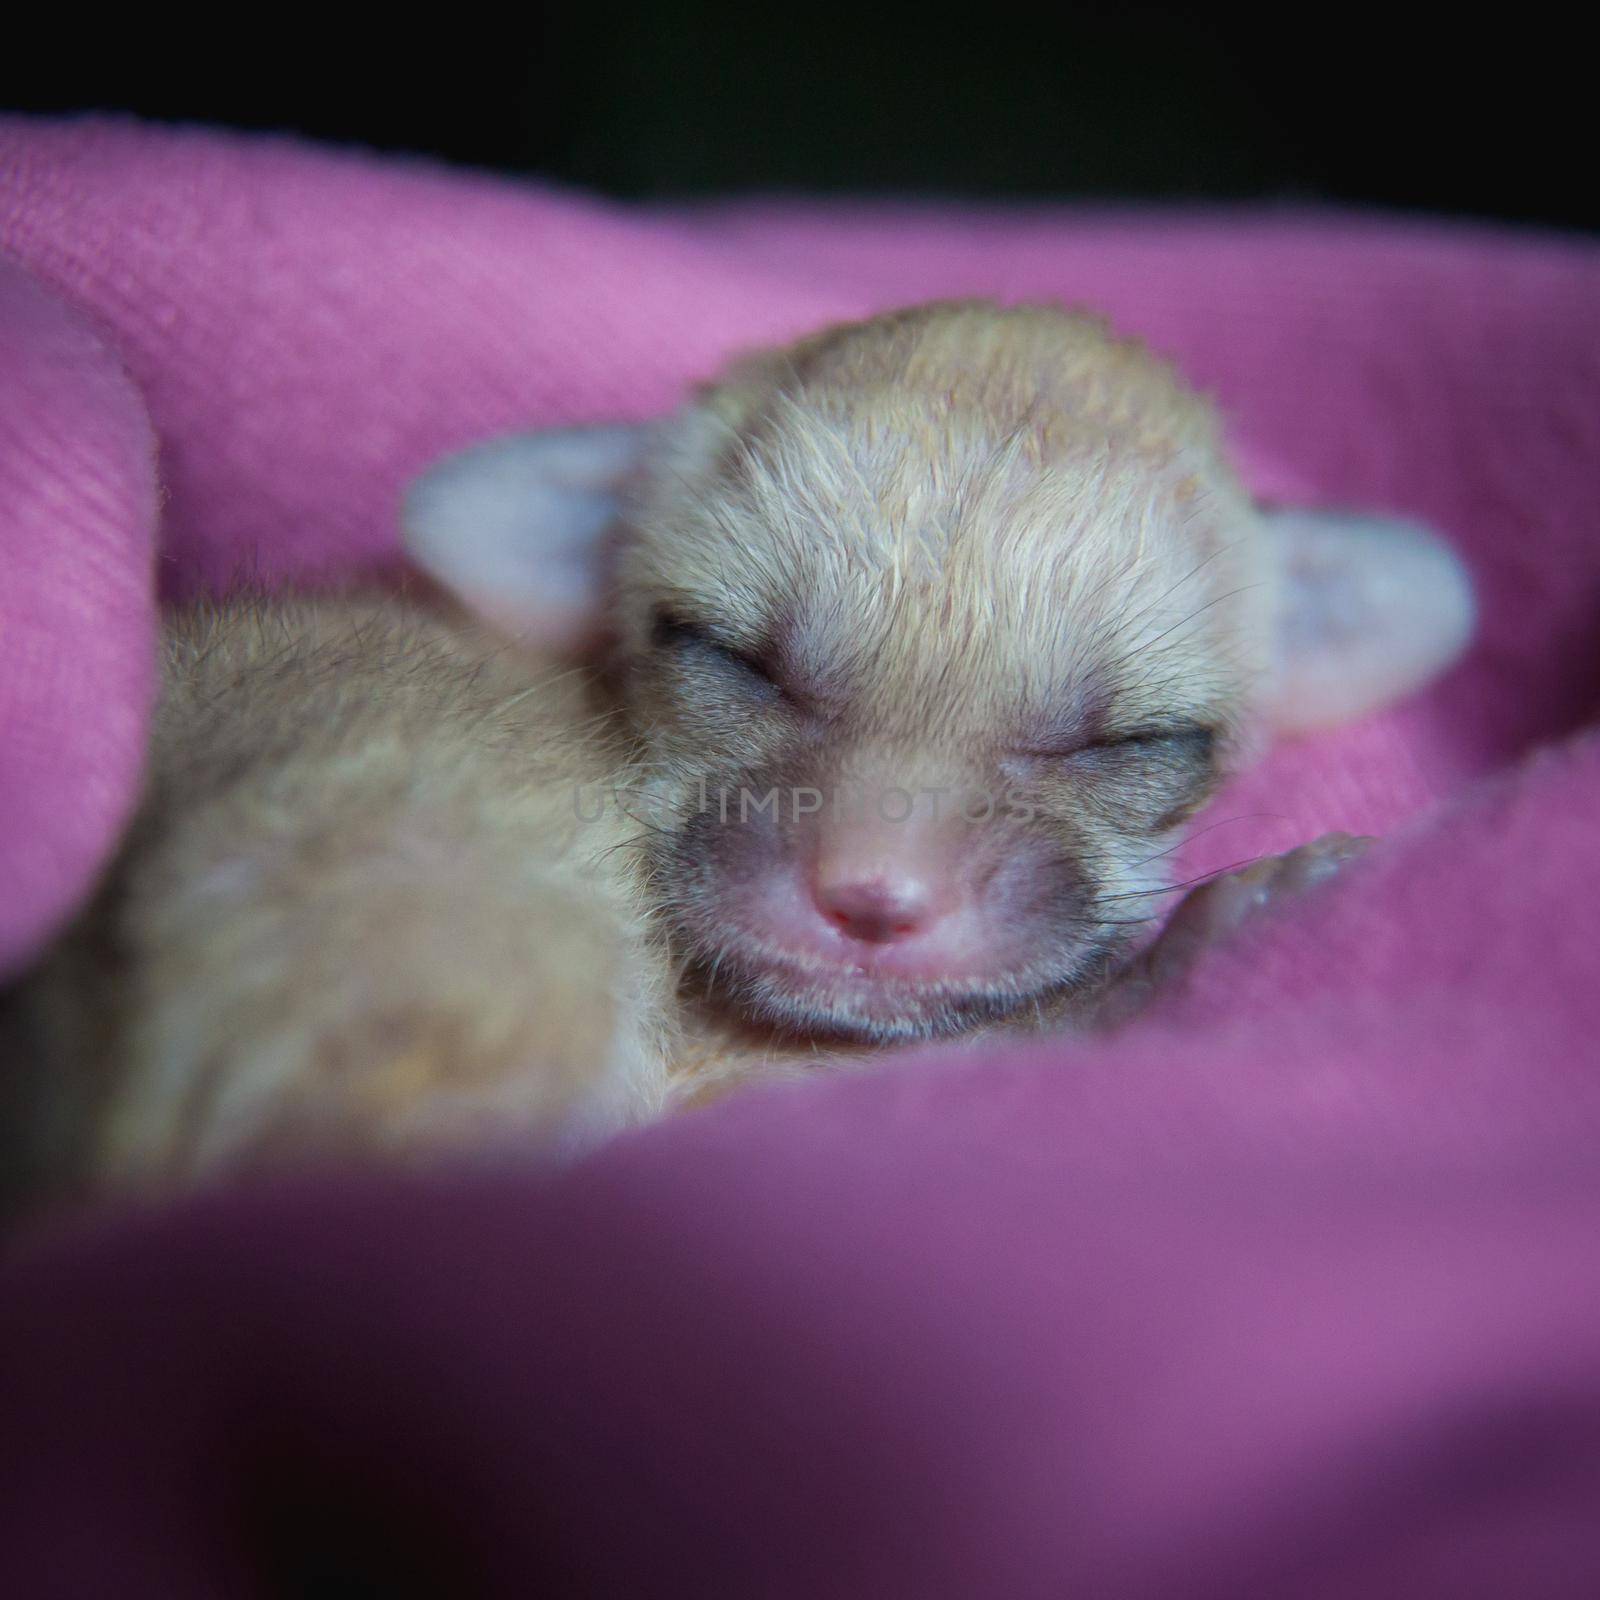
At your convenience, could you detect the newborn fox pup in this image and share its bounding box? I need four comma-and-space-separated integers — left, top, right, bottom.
3, 301, 1472, 1206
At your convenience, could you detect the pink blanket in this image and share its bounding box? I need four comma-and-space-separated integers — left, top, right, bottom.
3, 118, 1600, 1594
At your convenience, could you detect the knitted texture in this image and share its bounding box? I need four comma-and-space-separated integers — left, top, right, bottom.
3, 117, 1600, 1595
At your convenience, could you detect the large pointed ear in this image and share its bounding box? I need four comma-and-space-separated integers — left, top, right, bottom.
1261, 508, 1475, 732
402, 423, 651, 655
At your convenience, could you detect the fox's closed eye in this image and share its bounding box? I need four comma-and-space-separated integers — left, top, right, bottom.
1067, 725, 1219, 785
1099, 725, 1217, 763
1016, 724, 1217, 767
651, 607, 783, 695
1010, 723, 1219, 831
1069, 725, 1222, 830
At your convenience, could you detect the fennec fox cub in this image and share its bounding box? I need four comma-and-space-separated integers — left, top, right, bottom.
1, 302, 1472, 1215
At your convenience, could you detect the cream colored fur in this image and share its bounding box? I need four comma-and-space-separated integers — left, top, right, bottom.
5, 302, 1459, 1217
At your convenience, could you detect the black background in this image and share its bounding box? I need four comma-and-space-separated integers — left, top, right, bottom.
7, 6, 1591, 231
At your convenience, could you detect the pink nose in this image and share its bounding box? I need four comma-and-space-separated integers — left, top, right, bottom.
814, 875, 939, 944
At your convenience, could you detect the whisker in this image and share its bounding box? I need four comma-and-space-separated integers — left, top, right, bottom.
1121, 811, 1292, 870
1096, 853, 1268, 902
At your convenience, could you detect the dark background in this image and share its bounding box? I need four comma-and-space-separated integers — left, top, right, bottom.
7, 6, 1590, 231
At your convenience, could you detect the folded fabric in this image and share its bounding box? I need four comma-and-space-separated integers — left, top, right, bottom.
3, 117, 1599, 1595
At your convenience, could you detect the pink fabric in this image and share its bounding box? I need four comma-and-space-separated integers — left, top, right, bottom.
3, 117, 1600, 1594
0, 257, 156, 973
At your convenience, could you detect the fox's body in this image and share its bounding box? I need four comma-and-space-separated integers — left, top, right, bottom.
2, 600, 669, 1206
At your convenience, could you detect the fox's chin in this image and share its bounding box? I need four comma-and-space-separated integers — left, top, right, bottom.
688, 945, 1095, 1045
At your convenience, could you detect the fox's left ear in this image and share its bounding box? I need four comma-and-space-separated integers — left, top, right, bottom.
402, 424, 652, 655
1260, 508, 1476, 731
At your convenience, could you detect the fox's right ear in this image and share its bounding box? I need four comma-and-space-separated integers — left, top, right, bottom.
1259, 507, 1475, 731
402, 424, 651, 656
